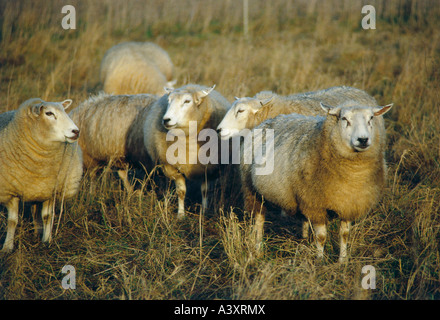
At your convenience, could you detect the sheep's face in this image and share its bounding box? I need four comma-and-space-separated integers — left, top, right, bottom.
321, 103, 392, 152
216, 98, 256, 139
163, 93, 198, 130
217, 97, 270, 140
29, 99, 80, 144
162, 85, 215, 132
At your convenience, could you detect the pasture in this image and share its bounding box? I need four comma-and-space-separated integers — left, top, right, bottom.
0, 0, 439, 300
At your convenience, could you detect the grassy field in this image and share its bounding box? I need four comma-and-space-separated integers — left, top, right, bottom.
0, 0, 439, 300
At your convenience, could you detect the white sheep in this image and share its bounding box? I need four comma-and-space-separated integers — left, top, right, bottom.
100, 41, 176, 95
240, 100, 393, 262
217, 86, 378, 139
69, 92, 159, 191
218, 86, 380, 222
0, 98, 83, 252
143, 84, 231, 218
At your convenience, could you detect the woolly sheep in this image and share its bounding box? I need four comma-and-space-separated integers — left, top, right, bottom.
143, 84, 231, 219
0, 98, 83, 252
240, 101, 393, 262
217, 86, 378, 140
100, 41, 176, 95
69, 92, 159, 191
218, 86, 380, 219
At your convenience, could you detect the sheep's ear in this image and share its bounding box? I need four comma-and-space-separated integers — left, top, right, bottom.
164, 87, 174, 94
199, 84, 216, 99
61, 99, 73, 110
320, 102, 341, 117
258, 96, 273, 107
373, 103, 393, 116
31, 103, 44, 116
166, 79, 177, 89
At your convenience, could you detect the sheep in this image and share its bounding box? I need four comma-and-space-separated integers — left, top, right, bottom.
218, 86, 380, 222
239, 100, 393, 262
217, 86, 378, 140
68, 92, 159, 191
100, 41, 176, 95
143, 84, 231, 219
0, 98, 83, 252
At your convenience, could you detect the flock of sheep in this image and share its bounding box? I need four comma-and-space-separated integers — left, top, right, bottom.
0, 41, 393, 263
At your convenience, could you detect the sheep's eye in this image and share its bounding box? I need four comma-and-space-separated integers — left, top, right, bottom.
237, 109, 245, 114
45, 111, 54, 117
341, 117, 350, 126
184, 99, 191, 104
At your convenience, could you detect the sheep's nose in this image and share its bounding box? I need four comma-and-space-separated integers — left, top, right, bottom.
216, 128, 222, 135
72, 129, 79, 136
357, 137, 369, 146
163, 118, 171, 126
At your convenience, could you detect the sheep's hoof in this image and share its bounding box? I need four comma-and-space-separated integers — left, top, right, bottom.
177, 212, 186, 220
42, 235, 52, 243
314, 253, 327, 265
338, 255, 348, 264
1, 245, 14, 254
254, 241, 265, 256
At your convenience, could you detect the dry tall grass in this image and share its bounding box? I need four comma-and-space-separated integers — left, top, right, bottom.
0, 0, 439, 299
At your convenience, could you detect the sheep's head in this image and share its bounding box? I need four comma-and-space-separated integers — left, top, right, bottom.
216, 95, 273, 140
162, 85, 215, 133
320, 102, 392, 153
26, 98, 80, 144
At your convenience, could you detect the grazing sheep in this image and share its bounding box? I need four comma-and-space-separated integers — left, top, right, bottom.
240, 101, 393, 262
143, 84, 231, 218
0, 98, 83, 252
100, 41, 176, 95
217, 86, 378, 140
69, 92, 159, 190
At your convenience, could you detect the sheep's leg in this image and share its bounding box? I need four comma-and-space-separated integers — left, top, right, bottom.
339, 220, 351, 263
117, 169, 134, 193
254, 207, 266, 252
2, 197, 20, 253
31, 203, 43, 237
302, 220, 310, 239
242, 186, 266, 251
313, 223, 327, 260
41, 199, 54, 243
297, 212, 310, 239
175, 175, 187, 220
163, 165, 187, 219
200, 180, 209, 212
243, 185, 264, 214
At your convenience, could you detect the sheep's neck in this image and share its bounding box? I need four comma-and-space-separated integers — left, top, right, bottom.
5, 120, 65, 176
318, 120, 385, 191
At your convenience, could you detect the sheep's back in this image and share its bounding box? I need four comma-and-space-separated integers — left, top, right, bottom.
0, 110, 16, 131
70, 94, 157, 167
252, 86, 377, 129
100, 42, 174, 95
103, 55, 167, 95
135, 42, 174, 81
